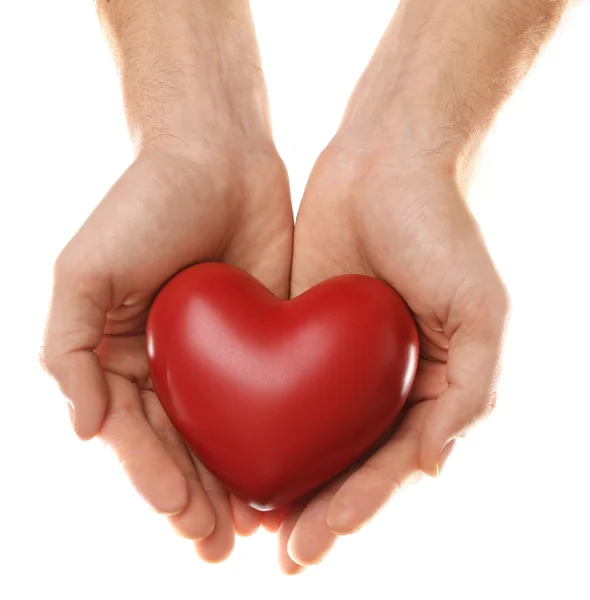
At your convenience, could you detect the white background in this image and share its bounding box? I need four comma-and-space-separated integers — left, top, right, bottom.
1, 1, 589, 598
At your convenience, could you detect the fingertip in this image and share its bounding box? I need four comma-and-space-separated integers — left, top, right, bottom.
283, 563, 306, 576
280, 552, 306, 576
194, 536, 235, 565
73, 397, 106, 440
189, 516, 216, 541
326, 469, 394, 535
279, 544, 306, 575
237, 523, 260, 537
235, 518, 260, 537
230, 496, 261, 537
286, 536, 307, 566
278, 507, 307, 575
417, 399, 451, 478
192, 465, 236, 564
153, 475, 190, 516
74, 421, 101, 442
168, 488, 216, 540
261, 507, 288, 533
66, 354, 110, 440
200, 513, 217, 540
419, 453, 439, 479
435, 439, 457, 477
66, 402, 76, 429
287, 535, 334, 567
287, 495, 338, 566
419, 415, 456, 478
194, 525, 236, 564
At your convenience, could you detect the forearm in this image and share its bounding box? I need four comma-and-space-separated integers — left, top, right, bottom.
338, 0, 571, 175
96, 0, 272, 153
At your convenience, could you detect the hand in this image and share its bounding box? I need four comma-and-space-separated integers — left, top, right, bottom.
41, 139, 293, 562
281, 137, 509, 571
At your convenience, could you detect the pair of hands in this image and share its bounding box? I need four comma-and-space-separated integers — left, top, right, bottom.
42, 114, 508, 572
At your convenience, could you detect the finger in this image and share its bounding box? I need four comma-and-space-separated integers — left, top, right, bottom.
41, 258, 110, 439
98, 373, 188, 515
287, 486, 340, 566
415, 317, 449, 362
103, 311, 149, 336
290, 156, 371, 298
327, 402, 432, 535
408, 359, 448, 402
232, 243, 293, 301
227, 158, 294, 300
277, 506, 307, 575
192, 460, 236, 564
261, 507, 289, 533
290, 232, 368, 298
230, 495, 261, 537
141, 391, 216, 540
229, 248, 292, 301
105, 295, 152, 335
419, 297, 508, 476
96, 335, 151, 389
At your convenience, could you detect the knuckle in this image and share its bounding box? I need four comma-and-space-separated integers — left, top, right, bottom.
362, 463, 403, 494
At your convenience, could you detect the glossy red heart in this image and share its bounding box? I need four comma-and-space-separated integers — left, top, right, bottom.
146, 263, 418, 510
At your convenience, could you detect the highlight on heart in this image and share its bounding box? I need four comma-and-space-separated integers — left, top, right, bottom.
146, 262, 419, 510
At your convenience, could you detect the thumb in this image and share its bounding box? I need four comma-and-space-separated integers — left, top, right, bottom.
290, 148, 372, 298
290, 212, 367, 298
41, 252, 111, 440
419, 289, 510, 476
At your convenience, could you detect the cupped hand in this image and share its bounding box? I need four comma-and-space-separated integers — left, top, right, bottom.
280, 140, 509, 572
41, 140, 293, 562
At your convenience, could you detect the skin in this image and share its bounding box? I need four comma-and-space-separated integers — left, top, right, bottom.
42, 0, 293, 563
41, 0, 571, 574
283, 0, 571, 572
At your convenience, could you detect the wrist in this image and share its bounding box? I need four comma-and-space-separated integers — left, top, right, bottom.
134, 93, 275, 159
333, 0, 568, 183
332, 96, 476, 188
98, 0, 274, 155
334, 42, 483, 179
128, 47, 275, 157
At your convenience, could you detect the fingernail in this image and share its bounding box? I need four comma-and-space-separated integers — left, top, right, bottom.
436, 439, 456, 476
67, 402, 75, 429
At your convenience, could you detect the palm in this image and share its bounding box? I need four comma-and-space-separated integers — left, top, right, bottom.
47, 146, 293, 562
281, 148, 507, 572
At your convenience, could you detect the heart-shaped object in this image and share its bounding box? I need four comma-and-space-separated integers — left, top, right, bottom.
146, 263, 418, 510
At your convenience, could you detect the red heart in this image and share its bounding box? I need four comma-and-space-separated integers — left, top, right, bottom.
146, 263, 418, 510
